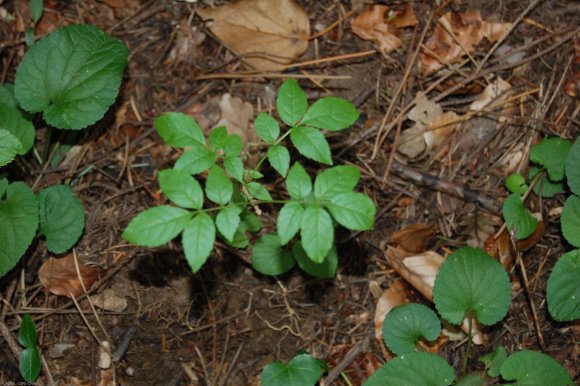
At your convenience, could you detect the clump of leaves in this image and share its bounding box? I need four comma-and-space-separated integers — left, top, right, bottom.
19, 314, 41, 382
123, 79, 376, 278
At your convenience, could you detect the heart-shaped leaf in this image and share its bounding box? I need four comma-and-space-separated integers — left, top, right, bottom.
547, 249, 580, 321
363, 352, 454, 386
561, 195, 580, 247
500, 351, 573, 385
502, 193, 537, 240
261, 353, 324, 386
530, 137, 572, 182
383, 303, 441, 355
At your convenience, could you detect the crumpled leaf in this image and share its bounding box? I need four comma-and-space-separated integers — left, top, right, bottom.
465, 211, 500, 248
39, 254, 101, 298
398, 92, 443, 157
218, 93, 256, 145
196, 0, 310, 71
350, 4, 417, 53
420, 12, 512, 75
469, 78, 512, 112
388, 223, 436, 253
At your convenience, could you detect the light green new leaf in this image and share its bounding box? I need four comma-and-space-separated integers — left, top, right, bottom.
547, 249, 580, 321
314, 165, 360, 200
502, 193, 537, 240
182, 212, 215, 272
20, 347, 41, 383
267, 145, 290, 177
254, 112, 280, 143
301, 97, 359, 131
158, 169, 203, 209
566, 139, 580, 196
206, 166, 233, 205
327, 192, 376, 231
278, 201, 304, 245
224, 155, 244, 182
155, 112, 205, 147
505, 173, 528, 195
122, 206, 191, 247
0, 104, 34, 155
383, 303, 441, 355
433, 247, 510, 325
561, 195, 580, 247
0, 181, 38, 279
251, 233, 295, 276
290, 126, 332, 165
530, 137, 572, 182
292, 241, 337, 279
19, 314, 37, 348
224, 134, 243, 157
0, 129, 21, 167
216, 205, 241, 242
277, 79, 308, 126
300, 205, 334, 263
286, 162, 312, 200
15, 24, 128, 130
247, 182, 272, 201
38, 185, 85, 253
363, 352, 454, 386
209, 126, 228, 149
174, 142, 216, 174
500, 351, 573, 386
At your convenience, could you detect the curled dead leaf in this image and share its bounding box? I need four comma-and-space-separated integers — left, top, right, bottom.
39, 254, 101, 298
388, 223, 436, 253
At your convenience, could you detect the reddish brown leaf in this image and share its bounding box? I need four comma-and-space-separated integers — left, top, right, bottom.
388, 224, 436, 253
39, 254, 101, 298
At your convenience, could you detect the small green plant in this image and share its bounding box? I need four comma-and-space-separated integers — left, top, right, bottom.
0, 24, 128, 279
19, 314, 41, 382
123, 79, 376, 277
363, 246, 574, 386
261, 352, 328, 386
504, 136, 580, 321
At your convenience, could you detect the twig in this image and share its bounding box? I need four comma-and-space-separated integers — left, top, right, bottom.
322, 337, 369, 385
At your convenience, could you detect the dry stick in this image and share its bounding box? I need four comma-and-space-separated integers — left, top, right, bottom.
219, 343, 244, 386
321, 337, 369, 386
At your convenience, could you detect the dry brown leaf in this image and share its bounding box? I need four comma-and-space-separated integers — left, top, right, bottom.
564, 35, 580, 98
90, 288, 128, 312
39, 254, 101, 298
465, 211, 500, 248
419, 12, 512, 75
196, 0, 310, 71
351, 5, 405, 53
388, 223, 436, 253
469, 77, 512, 113
218, 93, 256, 145
424, 111, 460, 151
398, 92, 443, 157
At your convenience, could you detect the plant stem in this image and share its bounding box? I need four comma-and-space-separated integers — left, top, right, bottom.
462, 311, 473, 374
253, 129, 292, 172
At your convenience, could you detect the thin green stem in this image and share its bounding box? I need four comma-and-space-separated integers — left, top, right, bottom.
253, 129, 292, 172
462, 311, 473, 375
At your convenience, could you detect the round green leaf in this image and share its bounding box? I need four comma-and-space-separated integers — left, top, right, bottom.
267, 145, 290, 177
122, 206, 192, 247
20, 347, 41, 382
0, 181, 38, 278
19, 314, 37, 348
262, 353, 323, 386
530, 137, 572, 182
154, 112, 205, 147
292, 241, 337, 278
502, 193, 537, 240
300, 205, 334, 263
500, 351, 573, 386
252, 233, 295, 276
209, 126, 228, 149
301, 97, 359, 131
565, 138, 580, 196
182, 212, 215, 272
0, 104, 34, 154
0, 129, 21, 167
277, 79, 308, 126
15, 24, 128, 130
290, 126, 332, 165
255, 112, 280, 143
547, 249, 580, 321
278, 201, 304, 245
433, 246, 510, 325
505, 173, 528, 195
174, 142, 216, 175
383, 303, 441, 355
38, 185, 85, 253
529, 167, 564, 198
363, 352, 454, 386
561, 195, 580, 247
314, 165, 360, 200
216, 205, 241, 242
286, 162, 312, 200
327, 192, 376, 231
206, 166, 233, 205
158, 169, 204, 209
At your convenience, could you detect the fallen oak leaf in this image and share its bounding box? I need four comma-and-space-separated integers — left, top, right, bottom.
39, 254, 101, 298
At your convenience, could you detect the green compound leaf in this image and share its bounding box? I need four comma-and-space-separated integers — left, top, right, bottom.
301, 97, 359, 131
122, 206, 192, 247
209, 126, 228, 149
480, 346, 508, 378
255, 112, 280, 144
155, 112, 205, 147
247, 181, 273, 201
15, 24, 128, 130
158, 169, 203, 209
505, 173, 528, 195
286, 162, 312, 200
182, 212, 215, 272
300, 205, 334, 263
20, 347, 41, 383
566, 139, 580, 196
252, 233, 295, 276
261, 353, 324, 386
0, 181, 38, 278
502, 193, 537, 240
278, 201, 304, 245
500, 351, 573, 386
224, 134, 243, 157
547, 249, 580, 321
290, 126, 332, 165
530, 137, 572, 182
224, 155, 244, 182
267, 145, 290, 177
292, 241, 337, 278
0, 104, 35, 155
205, 166, 233, 205
174, 142, 216, 175
38, 185, 85, 253
363, 352, 455, 386
277, 79, 308, 126
327, 192, 376, 231
314, 165, 360, 200
433, 246, 510, 326
529, 167, 564, 198
19, 314, 37, 348
216, 205, 241, 242
383, 303, 441, 355
0, 129, 21, 167
562, 195, 580, 247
